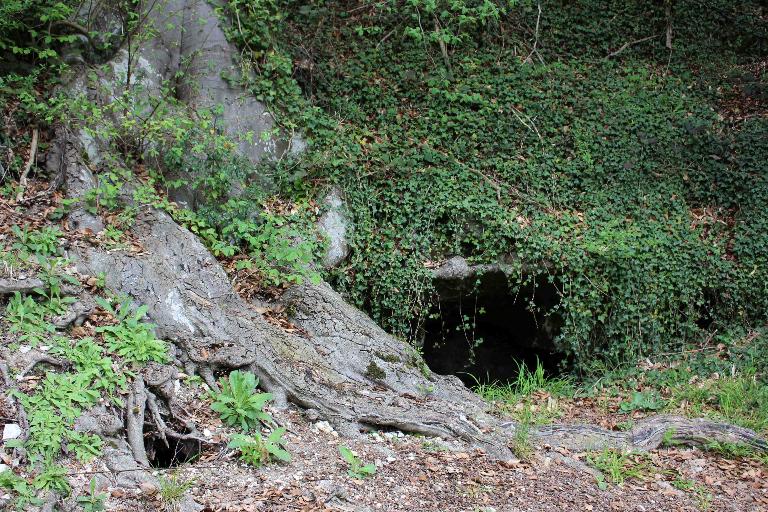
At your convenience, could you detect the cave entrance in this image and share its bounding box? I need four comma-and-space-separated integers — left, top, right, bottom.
146, 433, 202, 468
421, 270, 566, 386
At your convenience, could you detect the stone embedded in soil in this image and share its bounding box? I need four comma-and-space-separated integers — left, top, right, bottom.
2, 423, 21, 440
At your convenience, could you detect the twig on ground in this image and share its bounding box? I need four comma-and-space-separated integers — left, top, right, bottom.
467, 166, 502, 201
509, 105, 542, 140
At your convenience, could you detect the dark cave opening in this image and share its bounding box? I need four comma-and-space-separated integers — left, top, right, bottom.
146, 432, 202, 468
422, 270, 566, 386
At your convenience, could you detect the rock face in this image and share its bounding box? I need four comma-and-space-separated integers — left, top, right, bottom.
317, 187, 351, 268
56, 0, 302, 210
143, 0, 285, 163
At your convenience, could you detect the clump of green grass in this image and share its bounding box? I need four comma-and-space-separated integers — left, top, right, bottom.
510, 422, 533, 460
158, 474, 195, 510
587, 449, 651, 486
473, 359, 573, 400
671, 371, 768, 433
472, 359, 574, 424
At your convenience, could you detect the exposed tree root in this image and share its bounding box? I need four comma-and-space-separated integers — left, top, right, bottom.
145, 389, 169, 449
16, 353, 67, 379
51, 299, 94, 329
126, 376, 150, 467
146, 389, 212, 448
533, 415, 768, 453
0, 277, 45, 295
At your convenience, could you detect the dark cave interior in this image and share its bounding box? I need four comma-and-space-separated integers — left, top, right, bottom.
422, 270, 566, 386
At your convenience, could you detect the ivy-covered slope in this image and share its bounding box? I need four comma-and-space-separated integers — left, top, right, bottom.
254, 0, 768, 369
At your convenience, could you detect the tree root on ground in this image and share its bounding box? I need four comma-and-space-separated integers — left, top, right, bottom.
125, 377, 149, 467
0, 277, 45, 295
533, 415, 768, 453
16, 353, 67, 379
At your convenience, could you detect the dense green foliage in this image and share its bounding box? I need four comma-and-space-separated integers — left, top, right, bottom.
231, 0, 768, 371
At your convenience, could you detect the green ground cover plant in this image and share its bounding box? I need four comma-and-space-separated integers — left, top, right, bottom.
472, 359, 572, 423
210, 370, 275, 431
219, 0, 768, 375
95, 295, 169, 364
587, 449, 651, 486
583, 328, 768, 433
338, 445, 376, 479
0, 230, 168, 508
227, 429, 292, 467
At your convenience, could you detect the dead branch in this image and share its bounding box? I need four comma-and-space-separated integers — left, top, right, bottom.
509, 104, 542, 140
606, 34, 662, 59
433, 14, 452, 75
16, 128, 39, 202
524, 2, 542, 64
467, 166, 502, 201
665, 1, 673, 49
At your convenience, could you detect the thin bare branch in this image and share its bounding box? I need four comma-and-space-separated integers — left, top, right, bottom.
606, 34, 662, 59
16, 127, 39, 202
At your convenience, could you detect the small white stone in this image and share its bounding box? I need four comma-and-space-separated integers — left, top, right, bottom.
3, 424, 21, 440
0, 463, 9, 473
315, 421, 336, 435
203, 428, 212, 437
